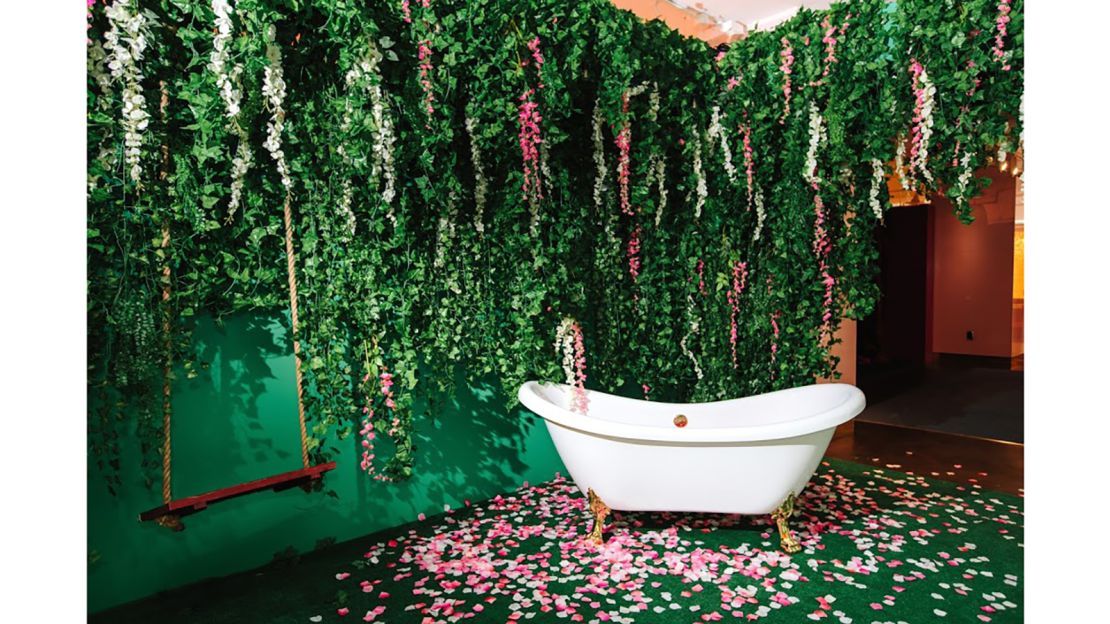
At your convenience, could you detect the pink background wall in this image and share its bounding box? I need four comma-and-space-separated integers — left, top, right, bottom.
930, 169, 1017, 357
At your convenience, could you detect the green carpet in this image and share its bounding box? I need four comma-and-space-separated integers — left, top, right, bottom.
92, 458, 1023, 623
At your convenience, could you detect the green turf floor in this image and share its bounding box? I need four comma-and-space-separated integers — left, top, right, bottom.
91, 458, 1023, 623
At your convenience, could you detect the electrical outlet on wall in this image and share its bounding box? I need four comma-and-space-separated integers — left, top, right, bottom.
966, 330, 975, 341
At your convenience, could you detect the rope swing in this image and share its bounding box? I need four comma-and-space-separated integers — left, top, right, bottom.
140, 83, 334, 529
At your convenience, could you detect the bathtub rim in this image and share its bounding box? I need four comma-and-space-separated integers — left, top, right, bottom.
518, 381, 865, 443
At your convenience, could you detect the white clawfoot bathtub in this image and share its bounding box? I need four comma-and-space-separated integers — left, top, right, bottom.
518, 381, 866, 551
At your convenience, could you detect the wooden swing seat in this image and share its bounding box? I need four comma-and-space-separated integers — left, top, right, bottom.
139, 461, 336, 529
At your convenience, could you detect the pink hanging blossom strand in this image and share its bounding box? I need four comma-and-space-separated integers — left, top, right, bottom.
627, 224, 642, 282
812, 189, 835, 328
813, 15, 844, 86
615, 93, 633, 216
572, 326, 587, 413
727, 260, 749, 368
993, 0, 1012, 70
518, 37, 546, 204
770, 310, 781, 365
779, 37, 794, 123
527, 36, 545, 77
740, 121, 754, 210
518, 89, 544, 201
87, 0, 97, 44
359, 366, 400, 483
417, 39, 435, 121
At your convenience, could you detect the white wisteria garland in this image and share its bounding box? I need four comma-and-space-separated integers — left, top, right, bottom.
868, 159, 886, 221
647, 84, 660, 123
338, 179, 357, 238
227, 137, 254, 223
346, 45, 398, 204
371, 87, 397, 225
103, 0, 149, 185
591, 99, 608, 212
953, 150, 975, 211
690, 129, 707, 219
210, 1, 242, 119
434, 193, 459, 271
261, 25, 293, 191
894, 133, 909, 190
210, 0, 253, 221
464, 112, 488, 234
654, 155, 668, 227
803, 102, 827, 186
708, 106, 737, 184
339, 42, 399, 231
87, 41, 113, 111
554, 317, 589, 414
539, 140, 554, 201
753, 187, 766, 242
679, 297, 704, 381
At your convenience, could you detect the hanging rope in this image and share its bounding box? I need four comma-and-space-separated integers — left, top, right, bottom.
160, 223, 173, 504
156, 80, 182, 530
282, 191, 311, 469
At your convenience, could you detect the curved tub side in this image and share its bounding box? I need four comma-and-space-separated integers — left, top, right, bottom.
519, 381, 864, 443
545, 419, 834, 515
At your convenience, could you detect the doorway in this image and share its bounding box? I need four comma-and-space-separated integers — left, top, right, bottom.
856, 204, 929, 404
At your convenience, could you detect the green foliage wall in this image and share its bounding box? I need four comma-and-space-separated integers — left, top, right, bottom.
87, 0, 1023, 486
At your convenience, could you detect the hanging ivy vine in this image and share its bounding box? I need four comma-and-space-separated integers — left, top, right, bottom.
87, 0, 1023, 490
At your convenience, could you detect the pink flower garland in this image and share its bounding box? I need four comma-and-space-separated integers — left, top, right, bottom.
726, 260, 749, 368
626, 224, 642, 282
518, 90, 544, 201
87, 0, 96, 44
994, 0, 1012, 70
528, 35, 544, 70
695, 258, 707, 296
615, 93, 633, 216
518, 37, 546, 204
380, 369, 397, 412
417, 39, 435, 121
572, 327, 587, 413
740, 121, 754, 210
822, 16, 838, 68
812, 15, 849, 86
401, 0, 411, 23
359, 366, 401, 483
641, 384, 651, 400
779, 37, 794, 123
770, 310, 781, 364
820, 261, 835, 326
812, 188, 835, 327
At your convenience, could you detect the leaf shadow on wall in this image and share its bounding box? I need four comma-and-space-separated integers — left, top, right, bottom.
348, 365, 542, 524
175, 312, 295, 494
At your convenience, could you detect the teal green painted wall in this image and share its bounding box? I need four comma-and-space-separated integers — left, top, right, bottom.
87, 314, 566, 613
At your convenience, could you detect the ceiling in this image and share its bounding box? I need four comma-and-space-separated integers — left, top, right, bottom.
673, 0, 835, 33
610, 0, 837, 46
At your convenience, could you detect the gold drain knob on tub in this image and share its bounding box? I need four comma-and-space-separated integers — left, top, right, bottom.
673, 414, 688, 428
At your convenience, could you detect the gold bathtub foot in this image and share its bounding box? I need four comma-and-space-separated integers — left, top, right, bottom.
771, 492, 802, 554
586, 488, 610, 544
